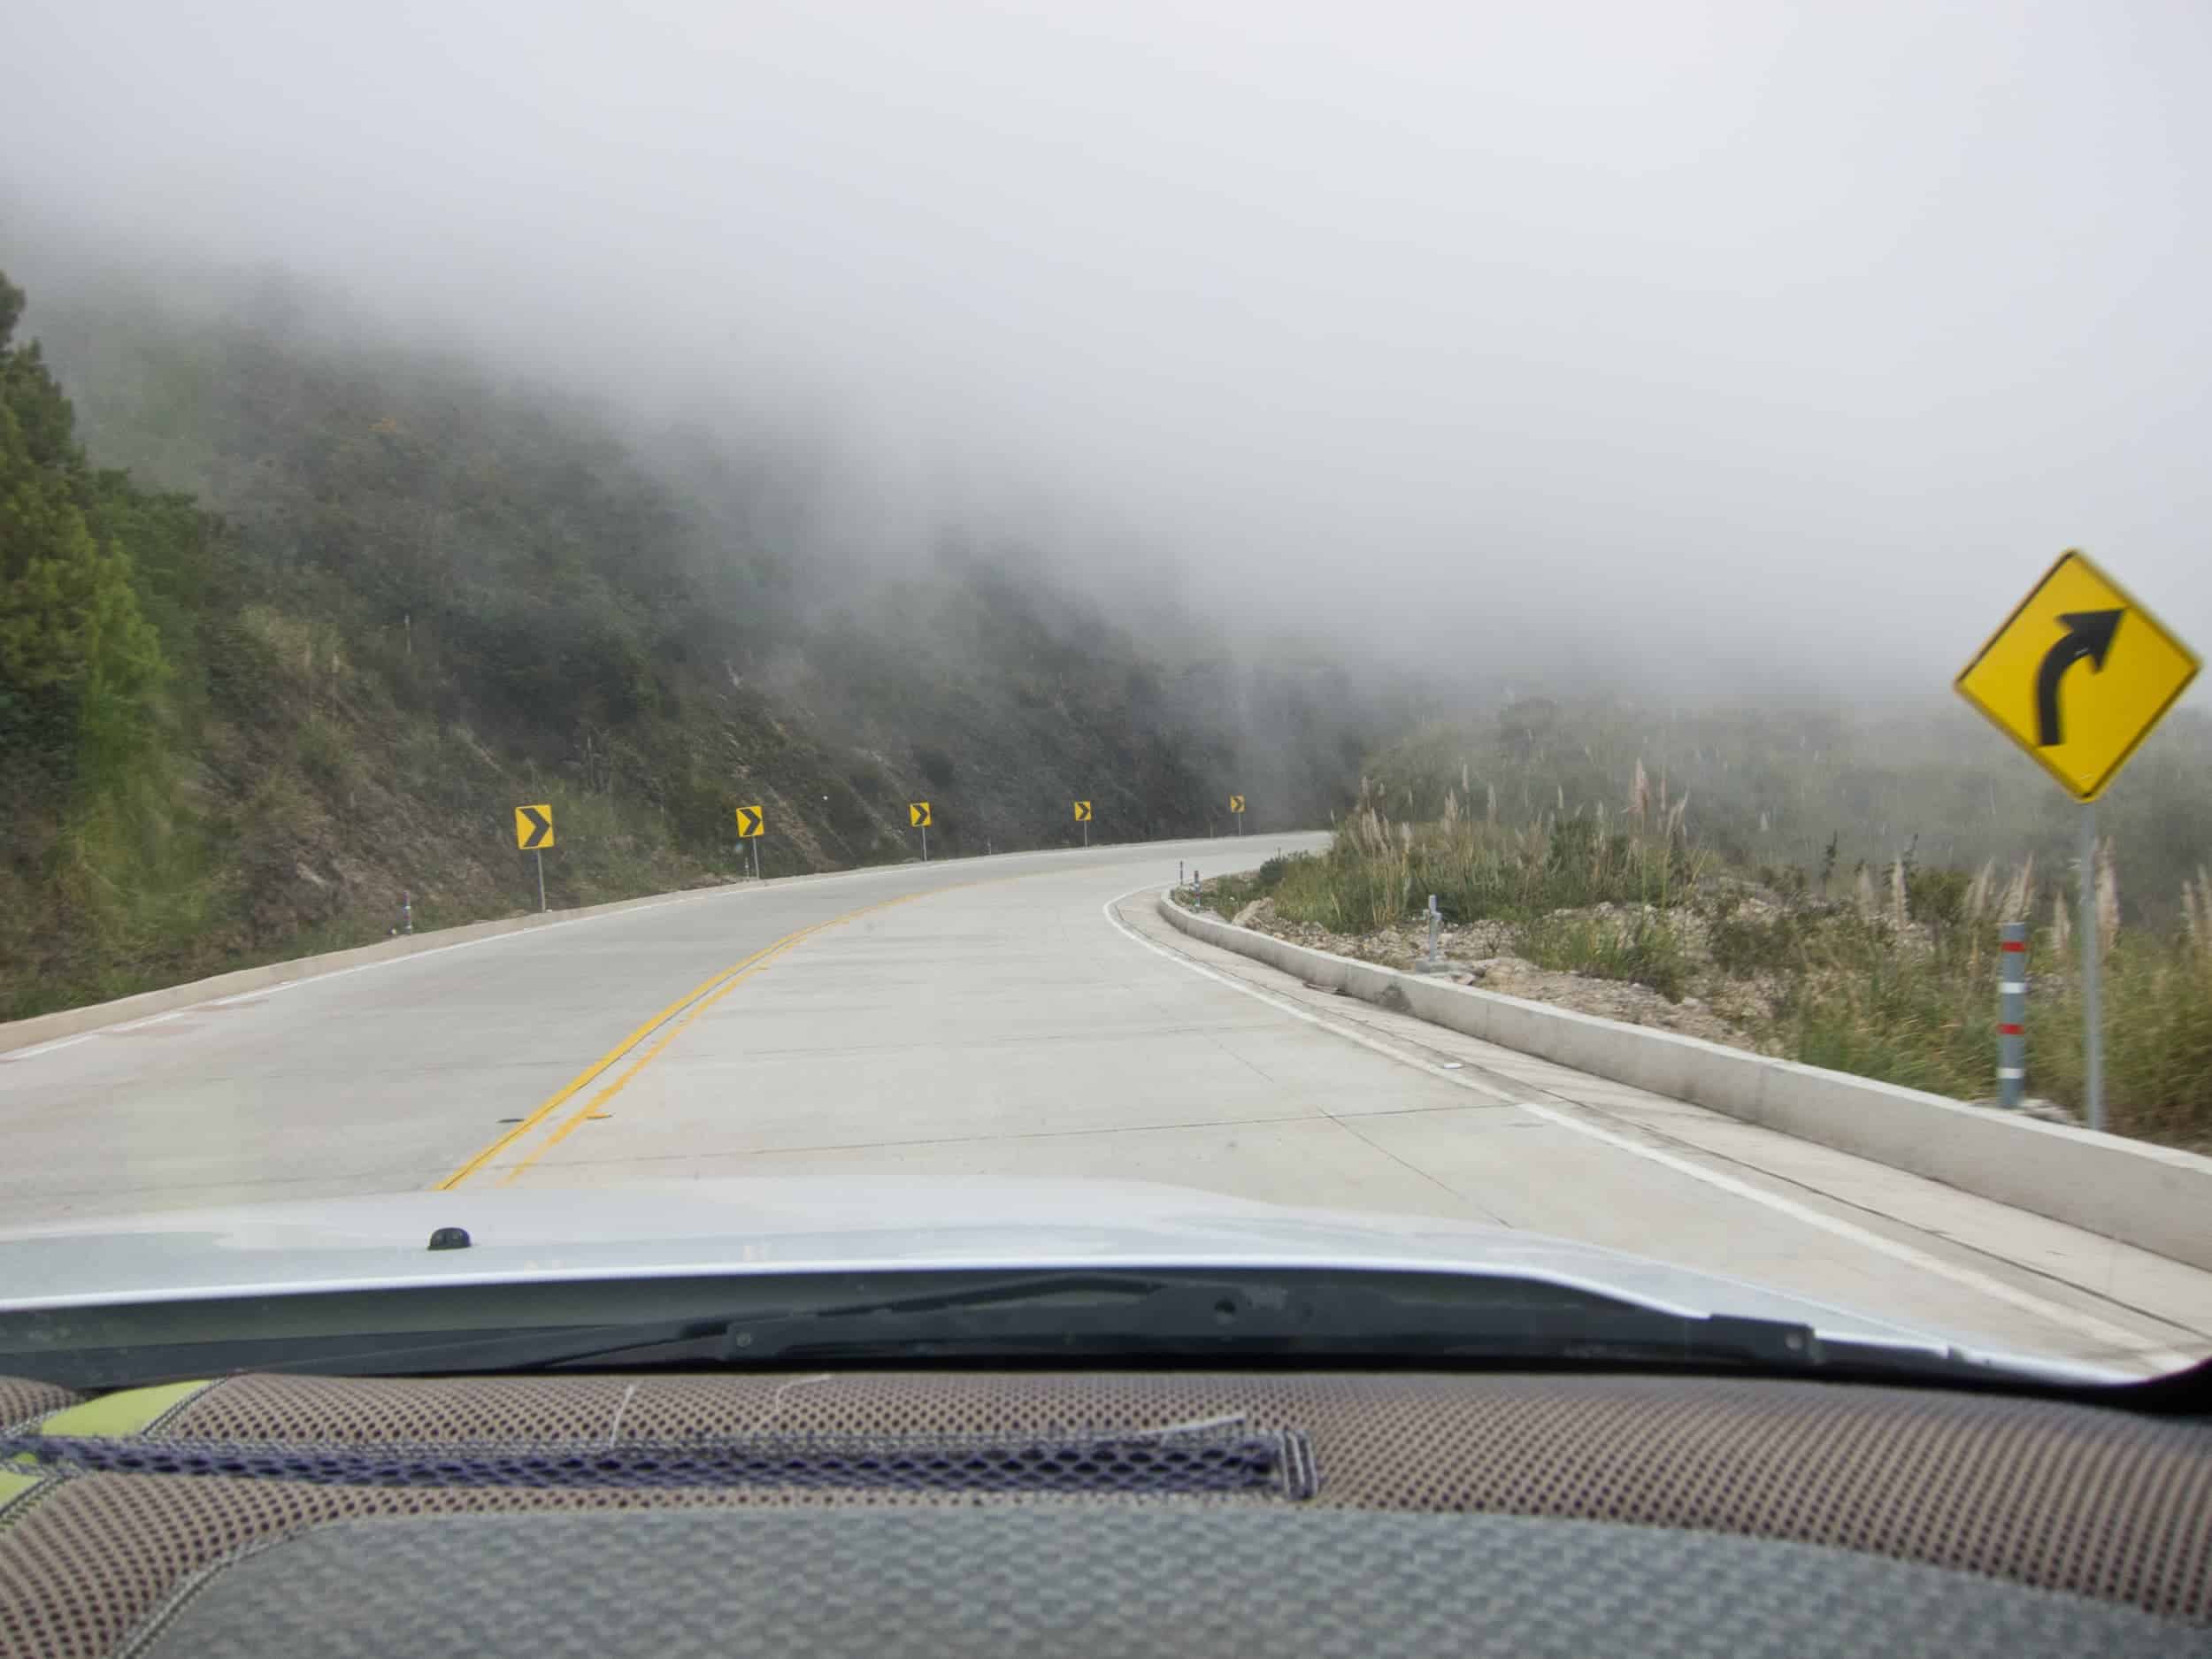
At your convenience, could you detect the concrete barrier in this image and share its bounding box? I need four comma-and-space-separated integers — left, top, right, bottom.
1159, 893, 2212, 1272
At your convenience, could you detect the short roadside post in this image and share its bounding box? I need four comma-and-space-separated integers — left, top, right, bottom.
1998, 922, 2027, 1109
1417, 894, 1447, 973
1954, 549, 2198, 1136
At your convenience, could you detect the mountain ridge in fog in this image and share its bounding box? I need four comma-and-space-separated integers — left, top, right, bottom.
0, 256, 1406, 1018
8, 0, 2206, 701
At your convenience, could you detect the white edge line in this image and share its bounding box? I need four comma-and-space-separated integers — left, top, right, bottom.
1100, 884, 1520, 1101
1102, 885, 2199, 1372
4, 1033, 97, 1060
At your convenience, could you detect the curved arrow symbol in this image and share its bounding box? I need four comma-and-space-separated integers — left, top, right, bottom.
2035, 609, 2123, 746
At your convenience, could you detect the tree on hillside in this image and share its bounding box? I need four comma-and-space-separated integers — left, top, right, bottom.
0, 272, 165, 783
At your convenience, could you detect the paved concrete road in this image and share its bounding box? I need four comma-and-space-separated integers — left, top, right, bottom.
4, 833, 2208, 1371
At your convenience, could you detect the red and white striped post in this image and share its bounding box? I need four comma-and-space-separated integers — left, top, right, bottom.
1997, 922, 2027, 1109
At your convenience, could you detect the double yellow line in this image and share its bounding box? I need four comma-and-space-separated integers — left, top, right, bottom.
435, 891, 926, 1190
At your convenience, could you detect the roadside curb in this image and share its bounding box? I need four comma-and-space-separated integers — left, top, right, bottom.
1158, 893, 2212, 1273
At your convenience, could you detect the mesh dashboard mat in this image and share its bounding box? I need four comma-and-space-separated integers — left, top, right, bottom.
136, 1509, 2208, 1659
3, 1368, 2209, 1659
0, 1379, 78, 1436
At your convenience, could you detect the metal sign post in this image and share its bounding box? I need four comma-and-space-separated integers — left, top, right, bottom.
2080, 804, 2103, 1133
534, 850, 546, 913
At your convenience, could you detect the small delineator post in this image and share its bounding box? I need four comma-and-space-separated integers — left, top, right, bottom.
1998, 921, 2027, 1109
1417, 894, 1448, 972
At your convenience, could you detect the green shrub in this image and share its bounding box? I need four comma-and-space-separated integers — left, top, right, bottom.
296, 715, 352, 791
1517, 911, 1689, 1002
1708, 906, 1805, 979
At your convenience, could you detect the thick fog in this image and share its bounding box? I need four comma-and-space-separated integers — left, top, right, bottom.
6, 1, 2210, 697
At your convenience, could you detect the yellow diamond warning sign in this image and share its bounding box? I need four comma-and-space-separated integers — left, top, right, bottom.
1073, 800, 1092, 822
734, 805, 764, 839
1955, 549, 2199, 802
909, 802, 932, 827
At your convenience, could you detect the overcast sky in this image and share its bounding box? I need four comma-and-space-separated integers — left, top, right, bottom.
6, 0, 2209, 695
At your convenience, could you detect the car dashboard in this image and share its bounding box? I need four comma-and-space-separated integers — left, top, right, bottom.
3, 1366, 2208, 1655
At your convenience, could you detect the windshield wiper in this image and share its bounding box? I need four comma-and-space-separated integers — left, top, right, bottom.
238, 1270, 1985, 1383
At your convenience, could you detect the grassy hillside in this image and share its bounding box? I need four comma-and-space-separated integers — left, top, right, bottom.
0, 270, 1381, 1019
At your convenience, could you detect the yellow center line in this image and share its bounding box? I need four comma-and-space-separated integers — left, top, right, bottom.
432, 932, 804, 1191
496, 918, 847, 1184
437, 888, 931, 1191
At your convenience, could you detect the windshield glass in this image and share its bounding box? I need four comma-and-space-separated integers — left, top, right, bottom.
0, 0, 2206, 1385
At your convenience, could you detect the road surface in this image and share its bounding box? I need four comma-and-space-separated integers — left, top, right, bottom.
4, 833, 2208, 1371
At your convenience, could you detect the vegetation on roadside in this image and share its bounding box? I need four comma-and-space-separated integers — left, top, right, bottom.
1186, 760, 2212, 1152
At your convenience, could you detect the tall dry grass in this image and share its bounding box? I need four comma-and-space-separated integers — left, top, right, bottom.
1269, 779, 1705, 936
1252, 768, 2212, 1151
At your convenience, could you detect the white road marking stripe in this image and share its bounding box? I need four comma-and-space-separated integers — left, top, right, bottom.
1, 1033, 96, 1061
1102, 886, 2197, 1371
13, 1010, 189, 1056
1100, 887, 1518, 1102
106, 1011, 185, 1033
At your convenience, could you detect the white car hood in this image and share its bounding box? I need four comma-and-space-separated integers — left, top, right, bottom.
0, 1177, 2124, 1384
